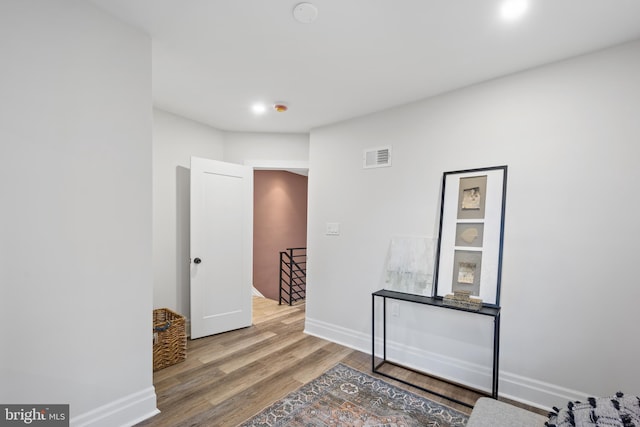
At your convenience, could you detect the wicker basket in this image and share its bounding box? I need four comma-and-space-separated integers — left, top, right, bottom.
153, 308, 187, 371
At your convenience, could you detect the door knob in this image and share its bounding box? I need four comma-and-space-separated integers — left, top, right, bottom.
193, 257, 202, 264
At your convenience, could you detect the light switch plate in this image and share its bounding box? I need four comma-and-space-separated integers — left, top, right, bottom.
325, 222, 340, 236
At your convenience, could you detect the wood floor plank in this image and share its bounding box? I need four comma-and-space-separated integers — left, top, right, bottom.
202, 334, 333, 406
291, 343, 355, 384
183, 373, 303, 427
156, 365, 225, 408
279, 310, 306, 324
152, 353, 207, 384
151, 376, 181, 394
285, 334, 333, 359
217, 325, 307, 373
251, 305, 300, 324
197, 331, 276, 364
203, 360, 272, 407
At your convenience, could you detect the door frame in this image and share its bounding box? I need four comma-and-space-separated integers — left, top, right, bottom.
245, 160, 309, 176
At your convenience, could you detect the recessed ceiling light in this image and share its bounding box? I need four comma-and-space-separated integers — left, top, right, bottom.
293, 3, 318, 24
251, 103, 266, 114
500, 0, 528, 21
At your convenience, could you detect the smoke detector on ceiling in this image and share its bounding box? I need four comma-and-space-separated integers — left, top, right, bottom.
273, 103, 288, 112
293, 3, 318, 24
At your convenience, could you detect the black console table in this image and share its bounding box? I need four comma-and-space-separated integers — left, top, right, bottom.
371, 289, 501, 408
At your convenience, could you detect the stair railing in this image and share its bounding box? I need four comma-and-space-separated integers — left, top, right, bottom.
279, 247, 307, 305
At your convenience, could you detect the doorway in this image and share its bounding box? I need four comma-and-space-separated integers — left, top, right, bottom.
253, 169, 308, 301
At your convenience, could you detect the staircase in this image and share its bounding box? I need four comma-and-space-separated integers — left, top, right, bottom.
279, 247, 307, 305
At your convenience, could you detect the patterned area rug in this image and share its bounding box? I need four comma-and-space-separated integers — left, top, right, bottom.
240, 363, 469, 426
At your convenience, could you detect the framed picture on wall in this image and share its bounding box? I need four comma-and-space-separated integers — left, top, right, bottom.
433, 166, 507, 307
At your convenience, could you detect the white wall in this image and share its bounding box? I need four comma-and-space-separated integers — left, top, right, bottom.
306, 40, 640, 409
152, 113, 309, 318
153, 108, 225, 317
0, 1, 157, 425
224, 132, 310, 165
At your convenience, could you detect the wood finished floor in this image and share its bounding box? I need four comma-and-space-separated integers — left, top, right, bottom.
137, 297, 538, 426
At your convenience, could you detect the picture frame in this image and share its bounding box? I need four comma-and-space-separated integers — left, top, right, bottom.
433, 166, 507, 307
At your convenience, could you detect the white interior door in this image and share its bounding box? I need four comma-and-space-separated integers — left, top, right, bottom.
190, 156, 253, 339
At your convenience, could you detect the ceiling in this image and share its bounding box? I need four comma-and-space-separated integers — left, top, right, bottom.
89, 0, 640, 134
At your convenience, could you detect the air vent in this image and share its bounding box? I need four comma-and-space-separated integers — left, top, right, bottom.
363, 146, 392, 169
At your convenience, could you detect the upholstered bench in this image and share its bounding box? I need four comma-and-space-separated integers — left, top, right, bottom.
467, 397, 547, 427
468, 393, 640, 427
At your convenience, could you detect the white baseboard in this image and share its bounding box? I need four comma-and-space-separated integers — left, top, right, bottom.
305, 317, 371, 353
384, 341, 494, 394
70, 386, 158, 427
499, 371, 588, 411
305, 317, 586, 411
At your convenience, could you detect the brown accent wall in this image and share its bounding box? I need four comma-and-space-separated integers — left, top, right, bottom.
253, 170, 308, 301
